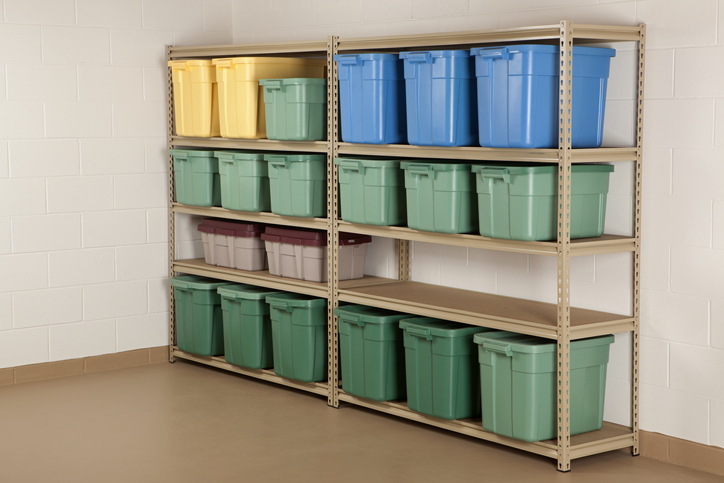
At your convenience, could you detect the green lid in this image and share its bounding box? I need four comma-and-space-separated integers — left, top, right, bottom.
400, 161, 471, 171
217, 284, 283, 301
260, 77, 326, 86
214, 150, 269, 161
399, 316, 488, 338
473, 331, 615, 354
264, 153, 327, 163
335, 156, 402, 168
471, 163, 614, 176
170, 149, 217, 158
334, 305, 409, 324
170, 275, 233, 291
265, 292, 327, 308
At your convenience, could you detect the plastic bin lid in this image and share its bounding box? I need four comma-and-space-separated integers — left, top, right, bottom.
261, 227, 371, 247
265, 292, 327, 308
264, 153, 327, 162
470, 44, 615, 58
214, 150, 269, 161
197, 218, 264, 238
168, 59, 213, 68
399, 50, 472, 58
170, 275, 234, 291
399, 317, 490, 338
260, 78, 326, 86
170, 149, 217, 158
334, 53, 400, 63
334, 156, 402, 168
217, 284, 283, 300
471, 163, 614, 176
212, 57, 326, 66
400, 161, 471, 171
473, 331, 615, 354
334, 305, 410, 324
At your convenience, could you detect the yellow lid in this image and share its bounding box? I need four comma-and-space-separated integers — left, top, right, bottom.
212, 57, 325, 66
167, 59, 214, 68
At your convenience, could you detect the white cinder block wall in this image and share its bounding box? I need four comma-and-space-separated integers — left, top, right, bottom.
1, 0, 722, 453
0, 0, 233, 367
229, 0, 723, 449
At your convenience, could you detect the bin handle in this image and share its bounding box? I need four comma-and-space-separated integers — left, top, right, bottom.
263, 80, 283, 90
342, 314, 364, 327
214, 59, 232, 68
267, 157, 291, 169
405, 164, 436, 179
335, 55, 363, 66
406, 326, 433, 341
271, 300, 293, 311
482, 341, 513, 357
476, 47, 511, 61
405, 52, 433, 64
337, 160, 364, 176
477, 167, 511, 184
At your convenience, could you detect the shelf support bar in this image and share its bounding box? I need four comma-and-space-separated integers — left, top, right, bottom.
632, 23, 646, 457
557, 21, 574, 473
166, 45, 176, 364
398, 240, 410, 281
327, 35, 340, 408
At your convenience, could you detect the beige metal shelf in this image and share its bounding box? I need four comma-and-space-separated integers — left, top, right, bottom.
172, 203, 328, 230
338, 222, 636, 257
169, 40, 328, 58
337, 143, 638, 163
338, 279, 633, 340
338, 391, 634, 460
173, 348, 329, 397
171, 136, 328, 153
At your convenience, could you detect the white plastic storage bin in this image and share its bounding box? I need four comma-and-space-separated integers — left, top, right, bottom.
197, 219, 267, 271
260, 227, 371, 283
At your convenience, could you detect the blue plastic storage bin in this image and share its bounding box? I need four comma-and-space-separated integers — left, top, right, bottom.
471, 45, 616, 149
399, 50, 477, 147
335, 54, 406, 145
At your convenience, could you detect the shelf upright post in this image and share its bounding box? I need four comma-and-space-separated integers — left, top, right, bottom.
632, 23, 646, 457
556, 21, 574, 472
398, 240, 410, 281
166, 45, 176, 363
327, 35, 340, 408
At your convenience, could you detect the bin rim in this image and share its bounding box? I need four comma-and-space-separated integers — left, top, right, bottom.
334, 156, 402, 168
198, 218, 264, 238
167, 59, 214, 68
170, 275, 235, 291
217, 284, 284, 300
260, 77, 326, 86
265, 293, 327, 308
400, 161, 472, 171
334, 305, 410, 323
261, 227, 371, 247
170, 148, 217, 158
399, 316, 490, 337
334, 53, 401, 62
473, 331, 615, 354
399, 49, 473, 58
470, 44, 615, 58
471, 163, 614, 175
213, 57, 326, 66
263, 153, 327, 162
214, 150, 270, 161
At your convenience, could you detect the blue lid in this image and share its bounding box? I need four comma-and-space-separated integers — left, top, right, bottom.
334, 53, 400, 63
400, 49, 471, 59
470, 44, 615, 58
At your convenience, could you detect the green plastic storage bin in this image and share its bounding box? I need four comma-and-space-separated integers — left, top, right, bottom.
171, 149, 221, 207
400, 162, 477, 234
170, 275, 235, 356
266, 154, 327, 218
218, 284, 283, 369
335, 305, 410, 401
399, 317, 489, 420
216, 151, 272, 212
471, 164, 614, 241
261, 78, 327, 141
474, 332, 615, 442
335, 157, 406, 226
266, 293, 328, 382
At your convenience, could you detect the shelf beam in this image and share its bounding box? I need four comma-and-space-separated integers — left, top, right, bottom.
171, 136, 328, 153
168, 40, 328, 58
172, 203, 328, 230
173, 349, 329, 397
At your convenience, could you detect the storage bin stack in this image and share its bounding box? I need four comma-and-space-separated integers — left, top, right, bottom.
170, 149, 221, 207
168, 60, 220, 138
260, 78, 327, 141
265, 153, 327, 218
197, 218, 267, 271
216, 151, 273, 212
261, 227, 371, 283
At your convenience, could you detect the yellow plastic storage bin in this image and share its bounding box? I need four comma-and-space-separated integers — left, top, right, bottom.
168, 59, 220, 138
213, 57, 326, 139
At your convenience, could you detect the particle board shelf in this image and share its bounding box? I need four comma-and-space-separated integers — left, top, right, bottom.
173, 348, 329, 397
172, 203, 328, 230
338, 391, 634, 460
338, 280, 633, 340
171, 136, 328, 153
337, 222, 636, 256
337, 143, 638, 163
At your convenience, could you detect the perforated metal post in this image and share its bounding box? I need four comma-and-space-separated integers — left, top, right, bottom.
166, 45, 176, 363
398, 240, 410, 281
557, 21, 573, 472
327, 36, 340, 407
632, 23, 646, 457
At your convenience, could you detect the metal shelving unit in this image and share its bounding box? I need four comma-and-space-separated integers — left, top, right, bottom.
166, 21, 644, 472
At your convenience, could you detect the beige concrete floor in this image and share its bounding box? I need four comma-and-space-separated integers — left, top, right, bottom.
0, 361, 721, 483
